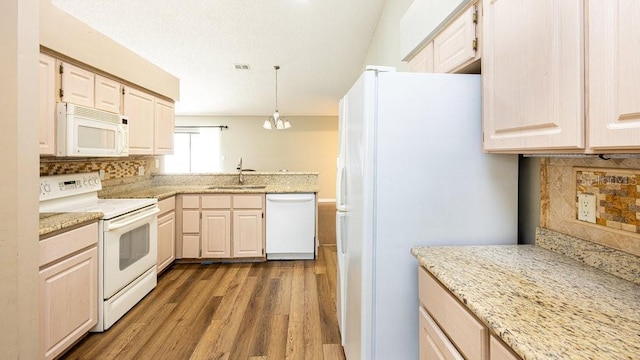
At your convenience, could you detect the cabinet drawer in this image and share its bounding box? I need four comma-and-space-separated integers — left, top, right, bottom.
233, 195, 263, 209
181, 195, 200, 209
419, 266, 488, 360
158, 196, 175, 216
490, 335, 520, 360
202, 195, 231, 209
419, 306, 463, 360
39, 222, 99, 267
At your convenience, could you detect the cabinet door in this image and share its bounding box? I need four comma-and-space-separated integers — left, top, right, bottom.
433, 5, 477, 73
60, 62, 95, 107
489, 335, 520, 360
157, 211, 176, 273
123, 86, 155, 155
154, 98, 175, 155
419, 307, 463, 360
202, 210, 231, 258
482, 0, 584, 151
233, 210, 264, 258
409, 42, 435, 73
95, 75, 121, 114
40, 246, 98, 360
588, 0, 640, 150
182, 210, 200, 233
39, 53, 57, 156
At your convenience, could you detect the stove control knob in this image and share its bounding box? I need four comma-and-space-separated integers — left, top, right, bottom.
41, 183, 51, 194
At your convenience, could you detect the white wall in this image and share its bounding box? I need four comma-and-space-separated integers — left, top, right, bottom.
363, 0, 415, 71
174, 116, 338, 200
1, 0, 40, 357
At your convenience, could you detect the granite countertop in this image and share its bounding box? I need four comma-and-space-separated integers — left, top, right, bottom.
39, 212, 103, 237
411, 245, 640, 359
101, 184, 319, 200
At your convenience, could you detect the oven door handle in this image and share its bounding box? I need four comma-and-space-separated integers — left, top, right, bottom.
105, 207, 159, 231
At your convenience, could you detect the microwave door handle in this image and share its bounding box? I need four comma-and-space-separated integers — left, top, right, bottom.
105, 208, 159, 231
117, 126, 126, 154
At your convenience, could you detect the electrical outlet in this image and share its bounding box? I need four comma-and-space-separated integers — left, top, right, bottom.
138, 166, 145, 176
577, 193, 596, 223
98, 169, 105, 180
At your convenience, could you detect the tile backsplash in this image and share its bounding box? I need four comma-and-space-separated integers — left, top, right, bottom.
541, 157, 640, 257
40, 156, 157, 185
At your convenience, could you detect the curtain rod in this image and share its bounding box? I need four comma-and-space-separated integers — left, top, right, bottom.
176, 125, 228, 130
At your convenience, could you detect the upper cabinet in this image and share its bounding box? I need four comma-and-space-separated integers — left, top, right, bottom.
40, 53, 176, 157
94, 75, 121, 114
60, 62, 122, 113
404, 0, 481, 74
39, 53, 56, 156
154, 98, 175, 155
60, 62, 95, 107
482, 0, 640, 153
482, 0, 584, 152
587, 0, 640, 150
124, 86, 175, 156
124, 86, 155, 155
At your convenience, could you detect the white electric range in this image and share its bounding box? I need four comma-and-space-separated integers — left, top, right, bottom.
39, 172, 159, 331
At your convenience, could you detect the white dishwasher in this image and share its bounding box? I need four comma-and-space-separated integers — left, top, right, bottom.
266, 193, 316, 260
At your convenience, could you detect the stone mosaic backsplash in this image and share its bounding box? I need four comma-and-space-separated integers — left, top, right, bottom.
576, 168, 640, 232
541, 157, 640, 257
40, 156, 157, 181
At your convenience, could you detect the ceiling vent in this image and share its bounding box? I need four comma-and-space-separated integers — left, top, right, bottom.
233, 64, 250, 70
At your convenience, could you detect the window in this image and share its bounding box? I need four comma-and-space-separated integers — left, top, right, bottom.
164, 127, 222, 173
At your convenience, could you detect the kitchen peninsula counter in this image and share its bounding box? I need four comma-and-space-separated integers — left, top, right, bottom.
411, 244, 640, 359
99, 172, 320, 200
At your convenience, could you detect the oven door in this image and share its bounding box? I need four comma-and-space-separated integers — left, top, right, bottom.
102, 205, 159, 299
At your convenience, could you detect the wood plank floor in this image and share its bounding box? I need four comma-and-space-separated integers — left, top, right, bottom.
62, 245, 344, 360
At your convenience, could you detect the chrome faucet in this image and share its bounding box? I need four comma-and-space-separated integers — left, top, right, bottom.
236, 157, 244, 184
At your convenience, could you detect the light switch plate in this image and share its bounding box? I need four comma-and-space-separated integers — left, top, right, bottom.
138, 166, 145, 176
577, 193, 596, 223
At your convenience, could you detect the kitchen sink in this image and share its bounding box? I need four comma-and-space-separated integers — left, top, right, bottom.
207, 184, 267, 190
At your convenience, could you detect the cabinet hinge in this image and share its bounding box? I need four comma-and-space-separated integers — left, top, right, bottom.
262, 212, 264, 218
122, 87, 125, 95
472, 10, 478, 24
472, 39, 478, 52
262, 248, 265, 255
59, 64, 63, 74
59, 88, 64, 98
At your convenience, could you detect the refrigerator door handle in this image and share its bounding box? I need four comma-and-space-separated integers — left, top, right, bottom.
336, 162, 347, 211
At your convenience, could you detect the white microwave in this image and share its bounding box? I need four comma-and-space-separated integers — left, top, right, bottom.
56, 103, 129, 157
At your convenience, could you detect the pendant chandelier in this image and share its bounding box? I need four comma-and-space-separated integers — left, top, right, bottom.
263, 65, 292, 130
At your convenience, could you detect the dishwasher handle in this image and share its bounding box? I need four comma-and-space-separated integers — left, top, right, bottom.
266, 194, 315, 202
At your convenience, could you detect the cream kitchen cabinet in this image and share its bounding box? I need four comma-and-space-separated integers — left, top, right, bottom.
178, 194, 264, 260
123, 86, 155, 155
39, 222, 98, 360
482, 0, 583, 152
94, 74, 121, 114
157, 197, 176, 273
418, 266, 522, 360
587, 0, 640, 150
483, 0, 640, 153
39, 53, 57, 156
154, 98, 175, 155
124, 86, 175, 155
406, 1, 480, 74
60, 62, 122, 112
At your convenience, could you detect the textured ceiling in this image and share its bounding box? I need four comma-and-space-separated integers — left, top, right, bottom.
51, 0, 385, 116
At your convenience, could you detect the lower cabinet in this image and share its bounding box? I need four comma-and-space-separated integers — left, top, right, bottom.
418, 266, 521, 360
178, 194, 265, 259
39, 222, 98, 360
157, 197, 176, 273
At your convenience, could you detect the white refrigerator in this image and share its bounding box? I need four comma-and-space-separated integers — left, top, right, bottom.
335, 69, 518, 360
